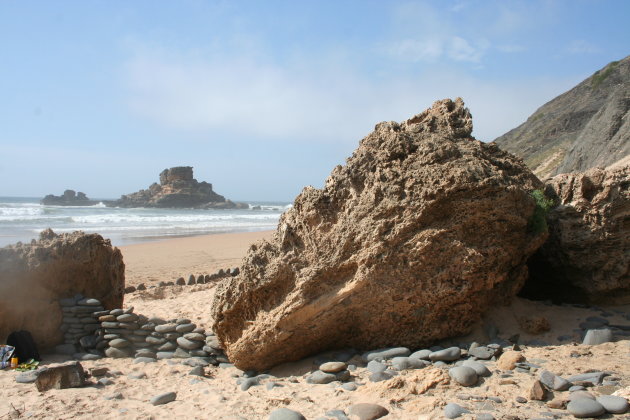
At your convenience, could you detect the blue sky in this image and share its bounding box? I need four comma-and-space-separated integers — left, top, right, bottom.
1, 1, 628, 201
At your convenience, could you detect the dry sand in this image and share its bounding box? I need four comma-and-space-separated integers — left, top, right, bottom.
1, 231, 629, 419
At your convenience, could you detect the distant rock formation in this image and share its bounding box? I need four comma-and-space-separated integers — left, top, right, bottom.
108, 166, 246, 209
41, 190, 98, 206
212, 98, 548, 370
494, 55, 630, 179
0, 229, 125, 350
523, 160, 630, 303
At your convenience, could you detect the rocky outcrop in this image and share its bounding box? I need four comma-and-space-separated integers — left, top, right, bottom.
109, 166, 247, 209
523, 161, 630, 303
41, 190, 98, 206
494, 55, 630, 179
212, 98, 548, 371
0, 230, 125, 350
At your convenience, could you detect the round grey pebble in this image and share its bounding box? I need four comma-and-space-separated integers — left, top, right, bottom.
443, 403, 470, 419
347, 403, 388, 420
391, 356, 427, 370
341, 382, 357, 391
320, 361, 347, 373
596, 395, 629, 414
567, 398, 606, 418
515, 396, 527, 403
268, 408, 306, 420
306, 370, 336, 384
150, 391, 177, 406
104, 392, 123, 400
449, 366, 478, 387
240, 377, 260, 391
462, 360, 491, 377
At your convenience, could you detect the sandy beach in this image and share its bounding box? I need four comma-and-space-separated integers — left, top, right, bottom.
1, 231, 629, 419
120, 230, 274, 287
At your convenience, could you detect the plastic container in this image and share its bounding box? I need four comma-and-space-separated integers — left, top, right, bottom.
10, 357, 18, 369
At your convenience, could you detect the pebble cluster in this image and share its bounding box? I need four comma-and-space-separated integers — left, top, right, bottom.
123, 267, 240, 294
55, 295, 229, 366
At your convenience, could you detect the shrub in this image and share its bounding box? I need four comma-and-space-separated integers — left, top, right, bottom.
528, 189, 555, 234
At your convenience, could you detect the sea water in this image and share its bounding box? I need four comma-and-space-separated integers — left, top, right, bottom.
0, 197, 289, 247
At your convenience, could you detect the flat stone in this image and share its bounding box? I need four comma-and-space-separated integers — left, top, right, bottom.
583, 329, 613, 345
155, 323, 177, 333
189, 366, 205, 377
174, 348, 191, 358
449, 366, 478, 387
320, 361, 347, 373
497, 351, 524, 370
108, 338, 131, 348
462, 360, 491, 377
118, 322, 139, 330
77, 298, 101, 306
443, 403, 470, 419
362, 347, 410, 362
567, 398, 606, 418
101, 322, 119, 329
97, 378, 114, 386
89, 367, 108, 377
567, 372, 606, 386
175, 323, 196, 333
150, 391, 177, 406
109, 309, 124, 316
183, 332, 206, 342
341, 382, 357, 391
105, 347, 133, 358
306, 370, 336, 384
15, 370, 40, 383
430, 346, 461, 362
157, 341, 178, 352
468, 346, 497, 360
268, 408, 306, 420
177, 336, 204, 350
35, 361, 86, 391
391, 356, 428, 370
347, 403, 389, 420
133, 357, 157, 364
596, 395, 629, 414
116, 313, 139, 322
409, 349, 432, 360
104, 392, 124, 400
539, 370, 571, 391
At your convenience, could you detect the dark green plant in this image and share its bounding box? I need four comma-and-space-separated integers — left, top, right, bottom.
528, 189, 555, 234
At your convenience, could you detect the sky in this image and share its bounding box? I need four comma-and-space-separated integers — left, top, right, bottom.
1, 1, 628, 202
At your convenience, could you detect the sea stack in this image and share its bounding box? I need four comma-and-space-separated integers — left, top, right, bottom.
212, 98, 548, 370
110, 166, 246, 209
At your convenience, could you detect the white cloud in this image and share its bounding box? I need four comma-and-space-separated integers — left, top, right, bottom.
123, 45, 580, 144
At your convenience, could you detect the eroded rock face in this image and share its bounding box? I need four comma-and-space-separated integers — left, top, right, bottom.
212, 98, 547, 370
110, 166, 247, 209
0, 230, 125, 350
524, 162, 630, 303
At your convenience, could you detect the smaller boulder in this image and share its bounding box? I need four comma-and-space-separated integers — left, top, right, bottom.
35, 361, 86, 392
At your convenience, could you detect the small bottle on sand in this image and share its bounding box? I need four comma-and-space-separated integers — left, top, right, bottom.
10, 357, 18, 369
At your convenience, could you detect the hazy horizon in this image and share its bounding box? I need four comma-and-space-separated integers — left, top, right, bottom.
1, 1, 629, 201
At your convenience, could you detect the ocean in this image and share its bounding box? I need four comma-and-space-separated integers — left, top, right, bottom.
0, 197, 289, 247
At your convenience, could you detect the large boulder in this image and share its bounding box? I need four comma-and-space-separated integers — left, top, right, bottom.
524, 160, 630, 303
212, 98, 547, 370
0, 229, 125, 350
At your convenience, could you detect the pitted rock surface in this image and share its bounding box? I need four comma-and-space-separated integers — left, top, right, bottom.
212, 98, 547, 370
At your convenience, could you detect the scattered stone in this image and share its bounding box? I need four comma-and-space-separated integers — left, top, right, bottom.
462, 360, 491, 377
240, 377, 260, 391
189, 366, 205, 377
567, 398, 606, 418
306, 370, 337, 384
150, 391, 177, 406
567, 372, 606, 386
468, 346, 497, 360
515, 397, 527, 403
583, 329, 613, 345
538, 370, 571, 391
429, 346, 461, 362
449, 366, 478, 387
391, 356, 427, 370
342, 382, 358, 391
97, 378, 114, 386
596, 395, 629, 414
367, 360, 387, 373
268, 408, 306, 420
35, 362, 86, 392
546, 398, 567, 409
443, 403, 470, 419
529, 380, 547, 401
104, 392, 123, 400
89, 367, 108, 377
363, 347, 410, 362
320, 361, 347, 373
369, 372, 393, 382
347, 403, 388, 420
497, 351, 524, 370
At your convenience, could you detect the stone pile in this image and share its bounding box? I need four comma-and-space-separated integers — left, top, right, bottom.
55, 296, 230, 365
123, 267, 240, 294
